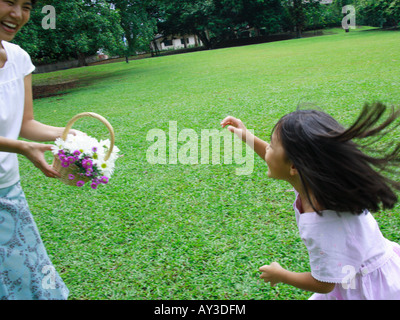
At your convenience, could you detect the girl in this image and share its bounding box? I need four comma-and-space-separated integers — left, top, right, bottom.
221, 102, 400, 299
1, 0, 71, 299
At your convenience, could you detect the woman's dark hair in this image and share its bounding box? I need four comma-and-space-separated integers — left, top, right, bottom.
273, 102, 400, 215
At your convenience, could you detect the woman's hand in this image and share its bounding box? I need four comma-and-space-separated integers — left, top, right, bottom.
69, 129, 85, 136
220, 116, 248, 141
21, 142, 60, 178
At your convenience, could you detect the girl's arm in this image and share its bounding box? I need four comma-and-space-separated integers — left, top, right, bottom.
259, 262, 335, 294
19, 74, 65, 141
220, 116, 269, 160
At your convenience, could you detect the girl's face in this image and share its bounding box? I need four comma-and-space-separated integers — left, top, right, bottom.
264, 131, 295, 182
0, 0, 32, 42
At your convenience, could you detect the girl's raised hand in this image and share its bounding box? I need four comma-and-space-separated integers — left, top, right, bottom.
220, 116, 248, 141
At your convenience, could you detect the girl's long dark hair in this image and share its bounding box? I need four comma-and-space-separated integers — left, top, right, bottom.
274, 102, 400, 215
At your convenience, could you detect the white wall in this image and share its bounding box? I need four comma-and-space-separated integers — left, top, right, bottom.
158, 35, 201, 51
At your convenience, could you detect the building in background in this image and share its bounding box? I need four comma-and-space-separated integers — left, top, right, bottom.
151, 34, 203, 52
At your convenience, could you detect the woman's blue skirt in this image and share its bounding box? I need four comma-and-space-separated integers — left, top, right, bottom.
0, 182, 68, 299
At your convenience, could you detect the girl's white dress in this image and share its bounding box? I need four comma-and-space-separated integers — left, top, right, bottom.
293, 191, 400, 300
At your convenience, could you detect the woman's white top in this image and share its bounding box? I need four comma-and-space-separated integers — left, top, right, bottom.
0, 40, 35, 188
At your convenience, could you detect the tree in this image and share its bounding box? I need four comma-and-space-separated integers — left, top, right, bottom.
284, 0, 305, 37
106, 0, 158, 62
211, 0, 284, 40
157, 0, 216, 49
241, 0, 284, 35
282, 0, 324, 38
355, 0, 400, 28
14, 0, 125, 66
387, 0, 400, 26
157, 0, 284, 49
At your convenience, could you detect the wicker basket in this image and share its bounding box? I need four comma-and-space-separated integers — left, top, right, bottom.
52, 112, 115, 186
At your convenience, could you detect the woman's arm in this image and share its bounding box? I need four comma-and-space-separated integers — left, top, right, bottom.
259, 262, 335, 294
0, 136, 60, 178
220, 116, 269, 160
0, 136, 30, 154
19, 74, 65, 141
0, 74, 65, 178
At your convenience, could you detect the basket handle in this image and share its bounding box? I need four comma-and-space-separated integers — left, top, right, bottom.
61, 112, 115, 161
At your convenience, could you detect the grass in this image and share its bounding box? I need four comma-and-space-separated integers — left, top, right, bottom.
20, 27, 400, 300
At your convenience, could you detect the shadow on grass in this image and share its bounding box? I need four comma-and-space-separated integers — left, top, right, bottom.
32, 67, 144, 100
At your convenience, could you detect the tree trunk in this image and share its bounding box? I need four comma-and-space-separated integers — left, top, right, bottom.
183, 35, 187, 48
77, 51, 87, 67
196, 30, 212, 49
295, 25, 302, 38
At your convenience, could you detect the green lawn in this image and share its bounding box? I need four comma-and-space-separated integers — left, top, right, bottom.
22, 27, 400, 300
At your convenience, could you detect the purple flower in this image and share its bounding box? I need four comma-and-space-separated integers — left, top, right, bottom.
92, 147, 98, 153
73, 150, 81, 157
99, 176, 109, 184
76, 180, 85, 187
68, 174, 75, 180
61, 161, 70, 168
67, 156, 76, 164
90, 183, 98, 190
85, 170, 93, 177
82, 159, 93, 169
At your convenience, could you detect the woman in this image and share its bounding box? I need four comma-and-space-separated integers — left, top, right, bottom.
1, 0, 69, 299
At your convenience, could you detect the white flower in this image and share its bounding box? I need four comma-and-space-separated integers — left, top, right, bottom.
52, 138, 65, 154
98, 159, 115, 178
52, 132, 119, 181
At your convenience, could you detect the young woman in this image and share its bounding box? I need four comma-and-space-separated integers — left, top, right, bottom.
0, 0, 70, 299
221, 102, 400, 299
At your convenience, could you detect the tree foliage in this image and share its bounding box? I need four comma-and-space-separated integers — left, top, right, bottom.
106, 0, 158, 58
15, 0, 125, 65
355, 0, 400, 28
157, 0, 284, 49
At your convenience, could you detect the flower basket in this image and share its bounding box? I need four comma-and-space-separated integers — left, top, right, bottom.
52, 112, 119, 188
